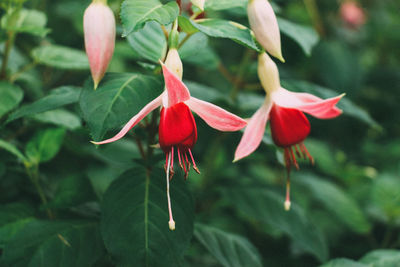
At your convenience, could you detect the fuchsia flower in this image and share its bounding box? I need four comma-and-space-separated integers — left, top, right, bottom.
340, 1, 366, 29
234, 53, 344, 210
93, 49, 246, 229
84, 0, 116, 89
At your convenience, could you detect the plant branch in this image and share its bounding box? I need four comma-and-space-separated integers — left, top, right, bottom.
0, 31, 16, 80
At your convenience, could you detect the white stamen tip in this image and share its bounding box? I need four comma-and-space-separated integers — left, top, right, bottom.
169, 220, 176, 231
284, 200, 291, 211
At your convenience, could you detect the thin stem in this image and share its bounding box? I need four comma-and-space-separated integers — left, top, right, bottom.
303, 0, 325, 36
178, 33, 193, 49
134, 135, 146, 159
217, 63, 236, 84
9, 62, 37, 82
230, 49, 254, 101
161, 25, 169, 42
0, 31, 15, 80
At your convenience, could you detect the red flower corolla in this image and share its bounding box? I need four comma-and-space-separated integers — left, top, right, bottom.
234, 53, 344, 210
93, 52, 246, 229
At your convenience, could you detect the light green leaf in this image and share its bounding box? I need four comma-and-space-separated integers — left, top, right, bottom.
121, 0, 179, 35
295, 173, 371, 234
320, 258, 367, 267
194, 224, 263, 267
0, 82, 23, 118
80, 73, 163, 141
178, 16, 261, 52
32, 45, 89, 70
30, 109, 82, 130
101, 167, 194, 266
0, 139, 27, 162
25, 128, 66, 164
360, 249, 400, 267
278, 18, 319, 56
204, 0, 247, 11
126, 21, 167, 63
223, 187, 328, 261
1, 220, 105, 267
7, 86, 81, 123
1, 9, 50, 37
281, 79, 379, 128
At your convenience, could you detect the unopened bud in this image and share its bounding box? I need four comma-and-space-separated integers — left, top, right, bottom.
191, 0, 205, 11
84, 1, 116, 89
165, 49, 183, 80
257, 53, 281, 94
248, 0, 284, 62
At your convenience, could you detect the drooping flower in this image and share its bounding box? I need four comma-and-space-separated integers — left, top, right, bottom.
234, 53, 344, 210
340, 1, 366, 29
247, 0, 284, 62
84, 0, 116, 89
93, 49, 246, 230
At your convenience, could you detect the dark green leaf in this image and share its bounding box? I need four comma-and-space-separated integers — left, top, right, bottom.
0, 81, 23, 118
278, 18, 319, 56
320, 258, 367, 267
32, 45, 89, 70
371, 175, 400, 222
126, 21, 167, 63
295, 173, 371, 234
101, 167, 194, 266
194, 224, 263, 267
30, 109, 82, 130
7, 86, 81, 123
1, 220, 105, 267
223, 187, 328, 261
25, 128, 66, 164
360, 249, 400, 267
80, 73, 163, 141
178, 16, 261, 52
1, 9, 50, 37
121, 0, 179, 35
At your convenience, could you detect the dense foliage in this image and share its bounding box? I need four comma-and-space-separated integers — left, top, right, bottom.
0, 0, 399, 266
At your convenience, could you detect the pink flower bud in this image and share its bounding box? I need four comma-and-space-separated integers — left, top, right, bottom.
248, 0, 284, 62
165, 49, 183, 80
340, 1, 366, 29
84, 1, 116, 89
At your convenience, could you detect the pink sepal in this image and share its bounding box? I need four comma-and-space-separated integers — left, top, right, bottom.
92, 94, 163, 144
186, 97, 247, 131
273, 88, 344, 119
161, 63, 190, 107
234, 101, 271, 162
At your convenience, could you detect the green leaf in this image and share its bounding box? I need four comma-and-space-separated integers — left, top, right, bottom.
7, 86, 81, 123
0, 81, 24, 118
295, 173, 371, 234
204, 0, 247, 11
194, 224, 263, 267
101, 167, 194, 266
1, 220, 105, 267
30, 109, 82, 130
277, 18, 319, 56
320, 258, 367, 267
32, 45, 89, 70
281, 79, 379, 128
0, 139, 27, 162
46, 175, 96, 209
223, 187, 328, 261
126, 21, 167, 63
25, 128, 66, 164
121, 0, 179, 35
1, 9, 50, 37
80, 73, 163, 141
359, 250, 400, 266
371, 175, 400, 222
178, 16, 261, 52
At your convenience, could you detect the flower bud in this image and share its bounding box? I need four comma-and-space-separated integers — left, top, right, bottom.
84, 0, 116, 89
257, 52, 280, 94
248, 0, 284, 62
340, 1, 366, 29
191, 0, 205, 11
165, 48, 183, 80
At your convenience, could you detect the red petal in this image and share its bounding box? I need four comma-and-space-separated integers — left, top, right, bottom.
159, 102, 197, 152
269, 104, 310, 147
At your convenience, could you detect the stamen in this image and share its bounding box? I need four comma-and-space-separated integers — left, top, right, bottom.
184, 152, 190, 179
283, 148, 291, 175
177, 147, 183, 169
181, 150, 188, 179
169, 147, 175, 180
300, 143, 315, 165
294, 145, 301, 158
166, 152, 175, 230
188, 149, 200, 174
290, 147, 299, 170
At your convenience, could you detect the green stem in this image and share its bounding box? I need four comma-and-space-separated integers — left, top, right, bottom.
230, 49, 254, 101
304, 0, 325, 36
0, 31, 15, 80
9, 62, 37, 83
178, 33, 192, 49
